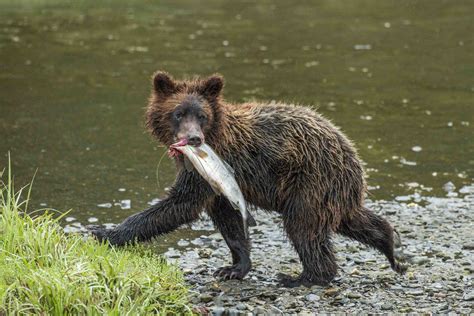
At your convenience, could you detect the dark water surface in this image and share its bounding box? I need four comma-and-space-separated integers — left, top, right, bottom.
1, 0, 473, 227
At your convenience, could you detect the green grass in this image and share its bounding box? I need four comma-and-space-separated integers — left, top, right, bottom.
0, 159, 193, 315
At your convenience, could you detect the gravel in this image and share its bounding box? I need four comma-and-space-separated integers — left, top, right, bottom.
163, 186, 474, 313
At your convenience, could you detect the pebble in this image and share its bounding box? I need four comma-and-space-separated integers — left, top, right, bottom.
463, 291, 474, 301
459, 185, 474, 194
411, 256, 429, 265
381, 303, 393, 310
87, 217, 98, 223
97, 203, 112, 208
199, 293, 214, 303
177, 239, 190, 247
147, 198, 160, 205
227, 308, 241, 316
211, 306, 225, 316
323, 288, 340, 296
347, 292, 362, 299
120, 199, 131, 209
305, 294, 319, 302
443, 182, 456, 192
350, 268, 361, 275
406, 289, 424, 296
165, 248, 180, 258
208, 233, 224, 241
254, 307, 267, 314
462, 243, 474, 250
198, 248, 212, 258
236, 303, 247, 310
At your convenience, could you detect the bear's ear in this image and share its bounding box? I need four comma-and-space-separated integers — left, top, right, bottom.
200, 74, 224, 99
152, 71, 176, 97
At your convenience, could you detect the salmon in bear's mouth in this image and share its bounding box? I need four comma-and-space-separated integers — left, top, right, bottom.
168, 139, 188, 158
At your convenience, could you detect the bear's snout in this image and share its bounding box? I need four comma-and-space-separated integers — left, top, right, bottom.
187, 135, 203, 146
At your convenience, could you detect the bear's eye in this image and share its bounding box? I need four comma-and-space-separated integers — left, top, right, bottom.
198, 113, 207, 121
174, 111, 183, 120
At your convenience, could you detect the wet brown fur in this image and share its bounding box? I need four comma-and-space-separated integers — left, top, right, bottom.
92, 71, 407, 287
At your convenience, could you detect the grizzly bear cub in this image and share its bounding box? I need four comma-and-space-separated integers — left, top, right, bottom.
92, 71, 406, 287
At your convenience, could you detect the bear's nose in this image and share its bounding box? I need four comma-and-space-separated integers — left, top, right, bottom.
187, 136, 202, 146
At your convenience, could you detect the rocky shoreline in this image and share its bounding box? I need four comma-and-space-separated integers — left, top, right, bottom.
164, 186, 474, 314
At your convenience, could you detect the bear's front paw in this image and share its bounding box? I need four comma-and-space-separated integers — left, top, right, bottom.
213, 264, 250, 280
87, 226, 109, 243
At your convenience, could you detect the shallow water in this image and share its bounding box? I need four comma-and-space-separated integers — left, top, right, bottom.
1, 0, 473, 228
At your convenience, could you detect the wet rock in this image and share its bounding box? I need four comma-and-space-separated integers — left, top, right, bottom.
227, 308, 242, 316
199, 293, 213, 303
177, 239, 190, 247
97, 202, 112, 208
443, 182, 456, 192
198, 248, 213, 258
210, 306, 225, 316
463, 291, 474, 301
254, 307, 267, 314
119, 199, 131, 209
191, 237, 205, 246
235, 303, 247, 310
208, 233, 223, 241
411, 256, 429, 265
102, 223, 116, 230
459, 185, 474, 194
462, 243, 474, 250
305, 294, 319, 302
381, 303, 393, 310
164, 248, 180, 258
148, 198, 160, 205
406, 289, 424, 296
350, 268, 361, 275
347, 292, 362, 299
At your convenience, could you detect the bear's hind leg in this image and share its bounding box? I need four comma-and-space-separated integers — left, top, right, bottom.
337, 207, 407, 274
279, 206, 338, 288
207, 196, 251, 280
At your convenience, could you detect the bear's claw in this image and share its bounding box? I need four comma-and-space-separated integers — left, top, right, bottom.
214, 264, 249, 280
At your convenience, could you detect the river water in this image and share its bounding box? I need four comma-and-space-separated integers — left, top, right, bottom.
1, 0, 473, 230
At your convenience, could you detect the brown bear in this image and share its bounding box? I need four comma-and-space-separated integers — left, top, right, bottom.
92, 71, 406, 287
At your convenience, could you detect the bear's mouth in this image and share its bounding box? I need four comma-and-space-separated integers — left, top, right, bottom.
168, 139, 188, 158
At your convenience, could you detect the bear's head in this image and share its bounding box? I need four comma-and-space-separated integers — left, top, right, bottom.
146, 71, 225, 147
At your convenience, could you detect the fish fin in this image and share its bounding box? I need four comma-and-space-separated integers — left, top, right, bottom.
228, 200, 256, 226
184, 157, 194, 172
210, 185, 221, 196
223, 160, 235, 175
247, 211, 257, 227
228, 199, 239, 210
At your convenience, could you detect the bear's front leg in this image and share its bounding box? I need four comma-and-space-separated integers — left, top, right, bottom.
91, 170, 214, 246
207, 196, 251, 280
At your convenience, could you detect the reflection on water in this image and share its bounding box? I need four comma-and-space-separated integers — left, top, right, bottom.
1, 0, 473, 227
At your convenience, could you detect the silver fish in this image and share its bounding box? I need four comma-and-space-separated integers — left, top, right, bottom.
171, 143, 250, 238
